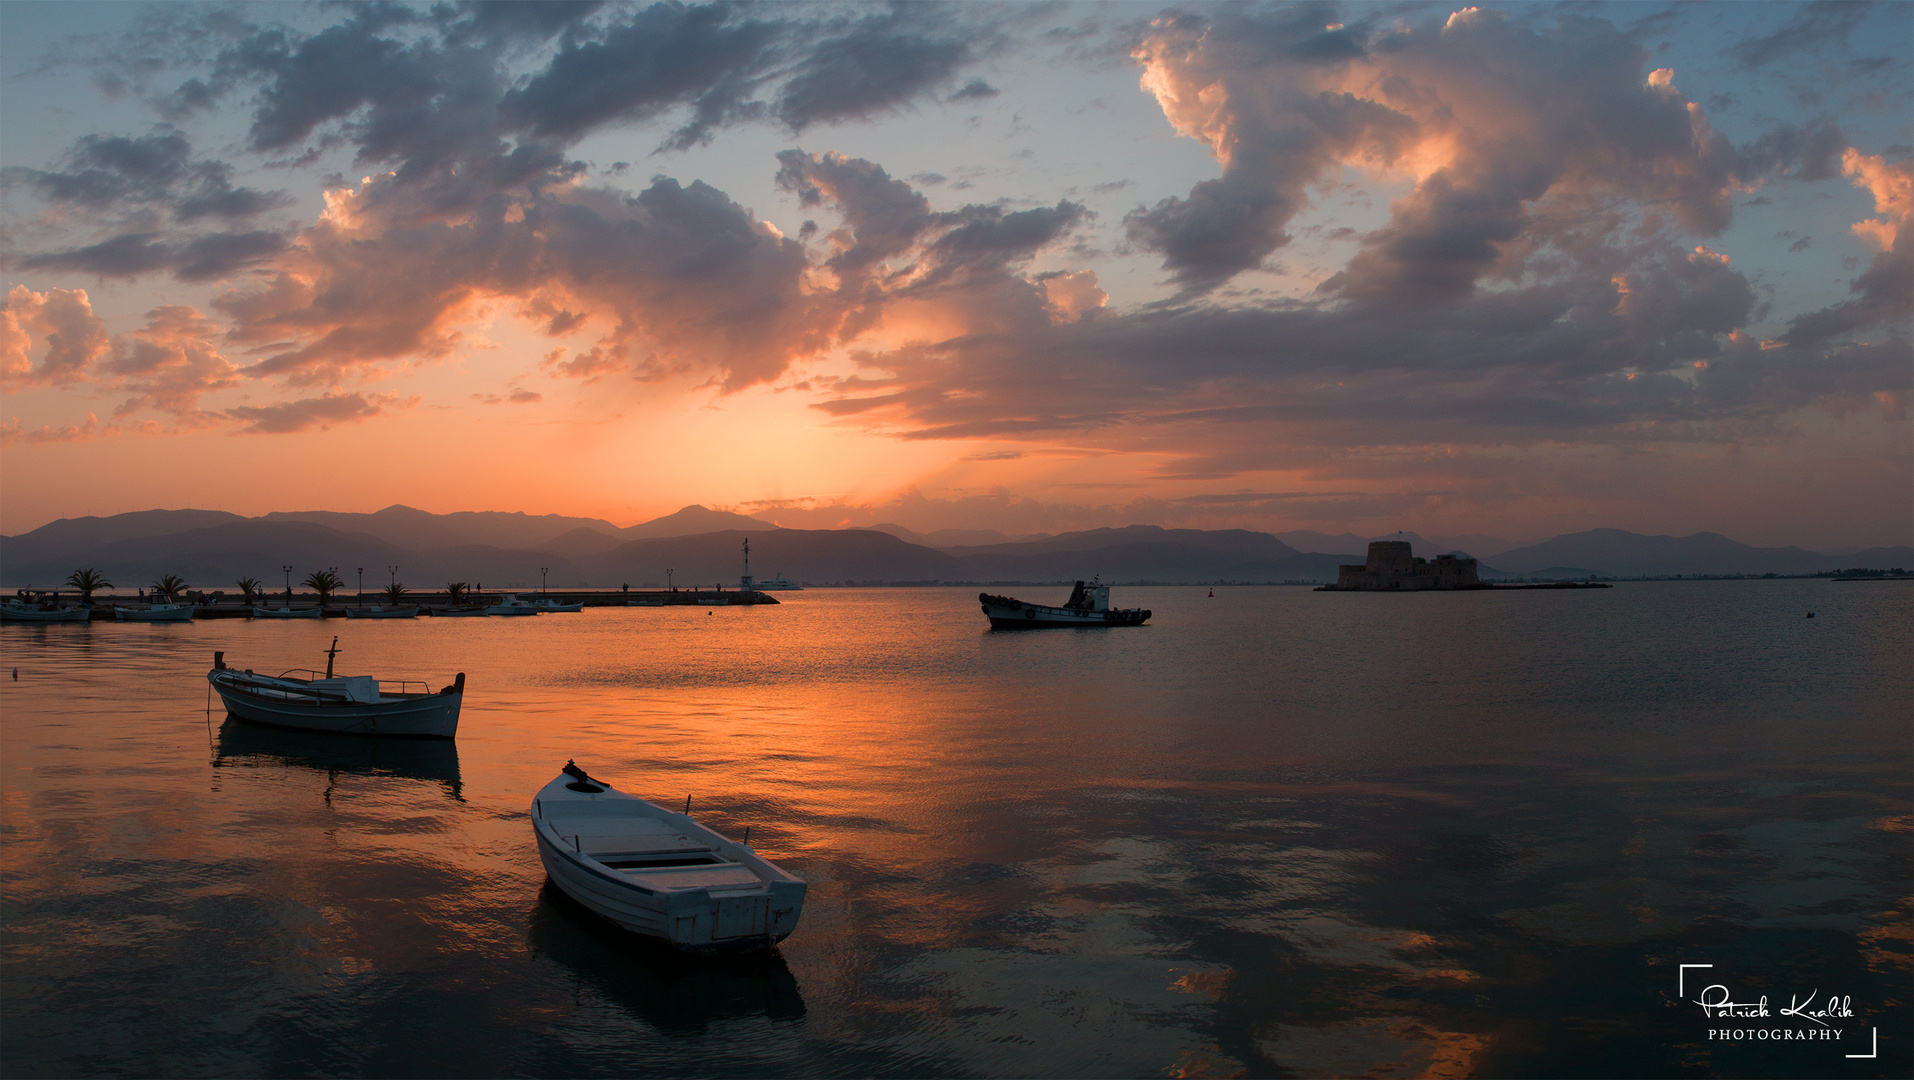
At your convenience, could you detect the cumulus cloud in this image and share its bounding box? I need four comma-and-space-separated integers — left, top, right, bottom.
1125, 7, 1776, 300
2, 286, 111, 386
214, 171, 823, 391
1781, 149, 1912, 347
102, 305, 241, 420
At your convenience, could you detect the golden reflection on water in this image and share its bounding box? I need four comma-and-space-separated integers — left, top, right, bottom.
3, 583, 1909, 1077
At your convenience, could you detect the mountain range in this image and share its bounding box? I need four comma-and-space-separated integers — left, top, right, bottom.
1, 506, 1906, 589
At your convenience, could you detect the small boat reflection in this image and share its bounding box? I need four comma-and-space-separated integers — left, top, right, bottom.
529, 880, 806, 1030
212, 717, 463, 800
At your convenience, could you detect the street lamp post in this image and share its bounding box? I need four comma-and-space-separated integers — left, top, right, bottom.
666, 568, 674, 592
282, 565, 293, 607
540, 567, 549, 596
388, 565, 399, 590
329, 568, 339, 610
357, 567, 364, 608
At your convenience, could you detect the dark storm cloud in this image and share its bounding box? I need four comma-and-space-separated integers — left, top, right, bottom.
437, 0, 606, 44
500, 3, 780, 144
18, 230, 286, 282
1735, 117, 1848, 182
1731, 0, 1875, 69
950, 79, 999, 101
3, 131, 288, 220
775, 14, 971, 130
17, 234, 175, 278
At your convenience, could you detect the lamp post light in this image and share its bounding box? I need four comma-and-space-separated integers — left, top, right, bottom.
282, 565, 293, 606
666, 568, 675, 592
388, 564, 399, 589
540, 566, 549, 596
357, 567, 364, 608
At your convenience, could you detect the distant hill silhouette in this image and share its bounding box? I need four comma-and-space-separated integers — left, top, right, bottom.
1488, 529, 1913, 577
2, 509, 1905, 588
265, 505, 621, 551
620, 505, 780, 539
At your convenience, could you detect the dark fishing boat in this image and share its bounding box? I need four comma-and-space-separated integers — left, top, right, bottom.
978, 579, 1151, 629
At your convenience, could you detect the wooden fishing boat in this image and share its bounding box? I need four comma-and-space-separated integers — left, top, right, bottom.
978, 579, 1151, 628
533, 762, 805, 954
253, 606, 324, 619
207, 639, 464, 738
115, 602, 194, 622
428, 606, 488, 617
533, 599, 585, 612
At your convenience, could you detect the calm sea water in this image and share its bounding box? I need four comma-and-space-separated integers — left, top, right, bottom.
3, 582, 1907, 1079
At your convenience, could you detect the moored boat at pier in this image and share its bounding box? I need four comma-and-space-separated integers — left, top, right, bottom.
533, 762, 805, 953
115, 602, 194, 622
253, 606, 324, 619
345, 605, 420, 619
2, 597, 90, 622
979, 579, 1150, 629
487, 594, 541, 616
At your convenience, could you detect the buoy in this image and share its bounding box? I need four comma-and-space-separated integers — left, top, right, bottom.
10, 668, 15, 681
1208, 589, 1214, 597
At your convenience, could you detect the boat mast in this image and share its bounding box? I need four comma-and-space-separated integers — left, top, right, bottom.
324, 635, 340, 678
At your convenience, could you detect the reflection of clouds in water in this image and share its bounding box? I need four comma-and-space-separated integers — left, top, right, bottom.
1257, 1018, 1487, 1080
874, 918, 1240, 1078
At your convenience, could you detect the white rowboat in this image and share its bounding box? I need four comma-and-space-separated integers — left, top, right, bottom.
533, 763, 805, 953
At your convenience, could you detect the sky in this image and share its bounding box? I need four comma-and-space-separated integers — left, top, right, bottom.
1, 0, 1908, 548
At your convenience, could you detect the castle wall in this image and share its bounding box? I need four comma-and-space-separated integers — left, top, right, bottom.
1332, 541, 1482, 590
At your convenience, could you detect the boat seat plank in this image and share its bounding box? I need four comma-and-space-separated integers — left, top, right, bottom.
622, 865, 762, 890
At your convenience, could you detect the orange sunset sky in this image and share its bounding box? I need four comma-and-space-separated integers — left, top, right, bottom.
3, 1, 1909, 547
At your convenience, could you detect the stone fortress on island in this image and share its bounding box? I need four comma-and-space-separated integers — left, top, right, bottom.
1322, 540, 1486, 591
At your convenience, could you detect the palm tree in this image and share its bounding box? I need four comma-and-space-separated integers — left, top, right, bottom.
65, 568, 111, 602
150, 574, 188, 600
382, 581, 408, 605
446, 582, 469, 605
301, 570, 343, 605
235, 577, 263, 605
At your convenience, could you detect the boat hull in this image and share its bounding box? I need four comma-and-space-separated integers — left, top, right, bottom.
979, 595, 1150, 629
115, 605, 194, 622
1, 606, 90, 622
209, 673, 461, 738
533, 775, 804, 953
345, 606, 419, 619
252, 607, 324, 619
